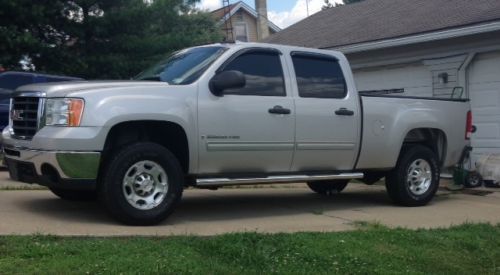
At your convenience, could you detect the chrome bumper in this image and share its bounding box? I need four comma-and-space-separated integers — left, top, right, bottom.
3, 146, 100, 180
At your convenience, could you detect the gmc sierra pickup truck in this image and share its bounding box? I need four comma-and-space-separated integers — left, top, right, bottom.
2, 43, 472, 225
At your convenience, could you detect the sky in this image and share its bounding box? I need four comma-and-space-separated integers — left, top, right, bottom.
196, 0, 343, 29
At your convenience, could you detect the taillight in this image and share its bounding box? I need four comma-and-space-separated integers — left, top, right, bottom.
465, 110, 473, 140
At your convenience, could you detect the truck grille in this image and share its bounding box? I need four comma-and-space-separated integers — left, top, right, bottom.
11, 97, 41, 139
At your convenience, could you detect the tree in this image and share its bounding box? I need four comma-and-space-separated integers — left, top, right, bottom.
0, 0, 221, 79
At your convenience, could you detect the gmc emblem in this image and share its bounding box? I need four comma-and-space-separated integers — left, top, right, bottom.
11, 109, 24, 121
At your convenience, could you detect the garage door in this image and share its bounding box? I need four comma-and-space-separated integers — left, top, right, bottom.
353, 63, 432, 97
468, 51, 500, 164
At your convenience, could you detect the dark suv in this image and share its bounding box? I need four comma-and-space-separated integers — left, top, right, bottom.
0, 71, 82, 130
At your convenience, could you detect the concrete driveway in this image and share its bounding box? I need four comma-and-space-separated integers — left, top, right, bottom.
0, 171, 499, 236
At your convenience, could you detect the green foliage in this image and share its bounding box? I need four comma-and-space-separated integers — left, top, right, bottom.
0, 223, 499, 274
0, 0, 221, 79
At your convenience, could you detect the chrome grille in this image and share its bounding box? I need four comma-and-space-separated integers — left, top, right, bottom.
11, 97, 41, 139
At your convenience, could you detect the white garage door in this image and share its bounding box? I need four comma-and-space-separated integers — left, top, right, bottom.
468, 51, 500, 162
353, 63, 432, 97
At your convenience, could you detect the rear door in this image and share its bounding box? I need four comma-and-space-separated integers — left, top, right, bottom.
288, 52, 361, 171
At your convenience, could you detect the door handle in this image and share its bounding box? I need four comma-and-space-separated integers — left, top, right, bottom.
335, 108, 354, 116
268, 105, 291, 115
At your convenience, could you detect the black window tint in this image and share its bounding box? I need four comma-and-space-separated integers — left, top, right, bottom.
292, 54, 346, 98
223, 51, 285, 96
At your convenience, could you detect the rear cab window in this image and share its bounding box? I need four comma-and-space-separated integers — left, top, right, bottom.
291, 52, 347, 99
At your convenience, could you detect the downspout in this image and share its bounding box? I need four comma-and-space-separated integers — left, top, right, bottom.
458, 53, 476, 99
458, 53, 476, 171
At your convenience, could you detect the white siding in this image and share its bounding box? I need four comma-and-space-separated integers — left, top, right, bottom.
353, 63, 432, 97
468, 51, 500, 161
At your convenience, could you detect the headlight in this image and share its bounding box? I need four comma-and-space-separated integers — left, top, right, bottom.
45, 98, 85, 127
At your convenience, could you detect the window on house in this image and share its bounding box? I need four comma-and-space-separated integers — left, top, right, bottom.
291, 53, 347, 98
235, 10, 244, 21
221, 50, 285, 97
234, 23, 248, 42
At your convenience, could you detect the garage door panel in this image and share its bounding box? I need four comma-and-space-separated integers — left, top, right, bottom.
469, 51, 500, 84
468, 51, 500, 166
473, 123, 500, 138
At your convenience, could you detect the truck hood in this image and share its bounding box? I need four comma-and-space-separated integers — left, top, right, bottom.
15, 80, 169, 98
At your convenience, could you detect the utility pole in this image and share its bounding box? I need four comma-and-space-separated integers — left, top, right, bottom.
306, 0, 309, 16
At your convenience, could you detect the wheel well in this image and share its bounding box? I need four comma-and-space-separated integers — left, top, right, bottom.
402, 128, 447, 165
102, 121, 189, 174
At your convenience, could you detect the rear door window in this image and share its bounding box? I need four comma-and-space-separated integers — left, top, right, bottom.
291, 53, 347, 99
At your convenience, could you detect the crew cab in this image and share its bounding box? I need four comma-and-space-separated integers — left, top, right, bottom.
2, 43, 471, 225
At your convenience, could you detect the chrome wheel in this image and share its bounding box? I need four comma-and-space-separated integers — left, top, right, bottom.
122, 160, 168, 210
407, 159, 432, 195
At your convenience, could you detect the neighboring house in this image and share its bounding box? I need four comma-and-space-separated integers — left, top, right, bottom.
211, 1, 280, 42
266, 0, 500, 167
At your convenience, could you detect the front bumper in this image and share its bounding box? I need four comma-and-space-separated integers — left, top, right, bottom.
3, 146, 100, 190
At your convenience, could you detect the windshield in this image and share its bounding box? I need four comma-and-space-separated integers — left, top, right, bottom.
134, 46, 227, 85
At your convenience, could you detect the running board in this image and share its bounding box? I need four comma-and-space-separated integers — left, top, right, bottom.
195, 172, 364, 187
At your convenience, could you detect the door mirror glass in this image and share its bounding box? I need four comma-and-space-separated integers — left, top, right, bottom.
209, 70, 246, 96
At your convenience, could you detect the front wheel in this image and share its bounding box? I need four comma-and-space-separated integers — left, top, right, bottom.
307, 180, 349, 195
386, 145, 440, 206
100, 142, 184, 225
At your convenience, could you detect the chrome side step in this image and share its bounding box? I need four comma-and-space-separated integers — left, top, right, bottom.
195, 172, 364, 187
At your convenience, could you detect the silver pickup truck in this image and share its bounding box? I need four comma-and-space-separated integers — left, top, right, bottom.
2, 42, 472, 225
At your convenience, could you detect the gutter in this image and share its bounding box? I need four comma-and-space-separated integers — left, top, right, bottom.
330, 21, 500, 54
458, 53, 477, 99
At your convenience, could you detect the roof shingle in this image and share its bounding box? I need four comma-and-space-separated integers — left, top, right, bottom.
265, 0, 500, 48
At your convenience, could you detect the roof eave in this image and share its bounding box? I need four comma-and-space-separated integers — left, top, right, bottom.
329, 21, 500, 54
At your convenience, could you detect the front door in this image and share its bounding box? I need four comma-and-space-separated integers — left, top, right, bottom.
288, 52, 361, 171
197, 48, 295, 174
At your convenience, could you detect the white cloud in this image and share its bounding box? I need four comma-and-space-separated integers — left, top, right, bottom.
196, 0, 222, 11
269, 0, 342, 29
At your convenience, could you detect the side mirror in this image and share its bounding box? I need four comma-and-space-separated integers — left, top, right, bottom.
209, 70, 246, 96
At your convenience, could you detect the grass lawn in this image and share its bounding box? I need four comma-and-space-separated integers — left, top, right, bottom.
0, 223, 499, 274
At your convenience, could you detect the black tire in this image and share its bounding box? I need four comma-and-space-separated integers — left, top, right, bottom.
386, 145, 440, 206
465, 172, 483, 188
100, 142, 184, 225
307, 180, 349, 195
49, 187, 97, 201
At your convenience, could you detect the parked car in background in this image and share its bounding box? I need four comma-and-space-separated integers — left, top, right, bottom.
0, 71, 82, 130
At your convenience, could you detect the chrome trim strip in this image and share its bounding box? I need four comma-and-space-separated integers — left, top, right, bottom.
206, 142, 295, 151
12, 91, 47, 98
3, 146, 101, 179
37, 98, 46, 130
296, 142, 355, 150
196, 172, 364, 187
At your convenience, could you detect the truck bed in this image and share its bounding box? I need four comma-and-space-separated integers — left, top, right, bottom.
355, 95, 470, 170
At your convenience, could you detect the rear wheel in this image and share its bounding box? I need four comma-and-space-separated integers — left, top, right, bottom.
307, 180, 349, 195
49, 187, 97, 201
100, 142, 184, 225
386, 145, 440, 206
